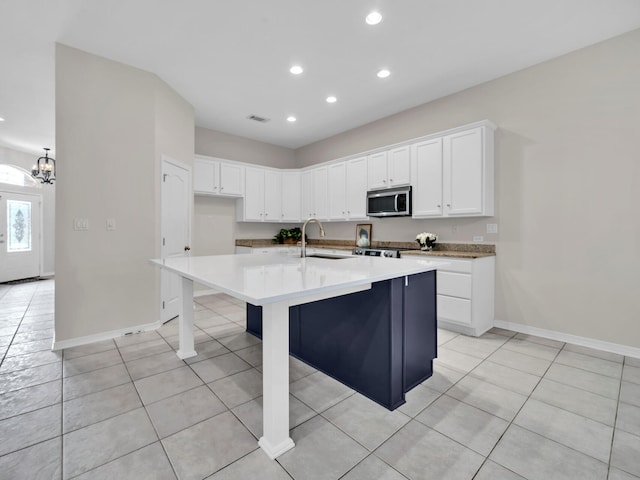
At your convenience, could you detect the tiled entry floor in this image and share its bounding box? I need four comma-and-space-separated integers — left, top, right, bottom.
1, 280, 639, 480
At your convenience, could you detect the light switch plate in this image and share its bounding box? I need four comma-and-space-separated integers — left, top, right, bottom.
73, 218, 89, 231
106, 218, 116, 231
486, 223, 498, 234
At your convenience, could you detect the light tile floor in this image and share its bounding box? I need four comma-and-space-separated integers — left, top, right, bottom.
1, 279, 639, 479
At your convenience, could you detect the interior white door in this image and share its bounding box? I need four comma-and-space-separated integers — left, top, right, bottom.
0, 191, 41, 283
161, 158, 191, 322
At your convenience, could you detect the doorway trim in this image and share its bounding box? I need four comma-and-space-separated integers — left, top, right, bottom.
160, 154, 192, 322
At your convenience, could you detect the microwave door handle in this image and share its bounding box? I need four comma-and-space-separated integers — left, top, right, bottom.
394, 194, 399, 212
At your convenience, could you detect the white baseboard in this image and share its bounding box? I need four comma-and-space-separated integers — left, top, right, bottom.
51, 318, 164, 351
493, 319, 640, 359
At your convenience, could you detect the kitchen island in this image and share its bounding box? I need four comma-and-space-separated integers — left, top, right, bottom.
151, 253, 446, 459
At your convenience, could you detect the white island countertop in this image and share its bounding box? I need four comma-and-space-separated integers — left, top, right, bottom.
151, 251, 448, 460
151, 253, 449, 306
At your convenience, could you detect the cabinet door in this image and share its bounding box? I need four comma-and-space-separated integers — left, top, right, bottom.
411, 138, 443, 217
346, 157, 368, 219
328, 163, 347, 220
281, 171, 301, 222
219, 163, 244, 196
367, 152, 388, 189
193, 159, 218, 194
443, 128, 483, 216
301, 170, 315, 219
244, 167, 265, 221
263, 170, 282, 222
313, 167, 329, 220
388, 146, 411, 186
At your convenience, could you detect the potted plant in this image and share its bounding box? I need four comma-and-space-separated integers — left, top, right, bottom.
274, 227, 303, 244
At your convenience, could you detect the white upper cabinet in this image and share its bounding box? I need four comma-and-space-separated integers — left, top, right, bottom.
443, 126, 494, 217
200, 120, 495, 222
193, 158, 217, 193
367, 151, 388, 190
346, 157, 368, 220
301, 167, 328, 220
327, 158, 368, 221
219, 163, 244, 196
412, 123, 494, 218
194, 157, 244, 197
328, 163, 347, 220
387, 146, 411, 187
241, 167, 282, 222
367, 147, 411, 190
411, 138, 444, 217
313, 167, 329, 220
243, 167, 267, 221
301, 170, 315, 219
281, 171, 301, 222
263, 170, 282, 222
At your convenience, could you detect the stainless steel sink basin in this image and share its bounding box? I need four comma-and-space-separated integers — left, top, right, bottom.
306, 254, 351, 260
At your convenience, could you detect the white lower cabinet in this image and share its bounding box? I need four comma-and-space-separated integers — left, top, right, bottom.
436, 256, 495, 336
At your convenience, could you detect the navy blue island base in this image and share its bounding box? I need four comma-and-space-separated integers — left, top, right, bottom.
246, 270, 437, 410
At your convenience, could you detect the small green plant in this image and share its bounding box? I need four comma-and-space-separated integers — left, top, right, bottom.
274, 227, 303, 244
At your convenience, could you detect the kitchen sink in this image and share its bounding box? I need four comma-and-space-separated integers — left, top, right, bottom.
306, 254, 351, 260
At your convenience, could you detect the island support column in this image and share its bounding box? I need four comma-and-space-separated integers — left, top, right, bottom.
258, 301, 295, 459
176, 276, 197, 359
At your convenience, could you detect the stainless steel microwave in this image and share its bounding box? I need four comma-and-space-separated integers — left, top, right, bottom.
366, 186, 412, 217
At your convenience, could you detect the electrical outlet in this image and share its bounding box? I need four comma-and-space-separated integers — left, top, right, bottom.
473, 235, 484, 242
486, 223, 498, 234
106, 218, 116, 231
451, 224, 458, 234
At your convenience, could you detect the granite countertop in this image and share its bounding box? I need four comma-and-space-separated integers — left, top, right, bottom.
235, 239, 495, 259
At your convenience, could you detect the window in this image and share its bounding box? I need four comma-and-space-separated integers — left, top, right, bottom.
0, 164, 39, 187
7, 200, 32, 252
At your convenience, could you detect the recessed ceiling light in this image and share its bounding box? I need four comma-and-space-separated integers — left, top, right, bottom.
289, 65, 303, 75
377, 69, 391, 78
326, 96, 337, 104
0, 117, 5, 122
365, 11, 382, 25
287, 116, 297, 122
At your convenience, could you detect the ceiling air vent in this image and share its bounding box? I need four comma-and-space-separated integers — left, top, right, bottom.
247, 114, 270, 123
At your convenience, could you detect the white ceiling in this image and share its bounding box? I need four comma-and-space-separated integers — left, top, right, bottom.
1, 1, 639, 155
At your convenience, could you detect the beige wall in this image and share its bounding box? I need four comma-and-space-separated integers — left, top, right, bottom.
0, 145, 56, 275
195, 127, 295, 169
295, 29, 640, 348
55, 45, 194, 343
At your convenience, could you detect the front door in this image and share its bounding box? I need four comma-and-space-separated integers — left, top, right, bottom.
0, 191, 41, 283
160, 157, 191, 322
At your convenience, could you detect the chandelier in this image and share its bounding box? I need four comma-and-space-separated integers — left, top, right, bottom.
32, 148, 55, 184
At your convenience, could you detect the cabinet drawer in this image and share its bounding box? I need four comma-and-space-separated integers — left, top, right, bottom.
437, 271, 472, 299
437, 294, 472, 325
437, 258, 472, 273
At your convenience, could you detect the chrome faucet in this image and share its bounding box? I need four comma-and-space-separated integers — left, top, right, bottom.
301, 217, 325, 258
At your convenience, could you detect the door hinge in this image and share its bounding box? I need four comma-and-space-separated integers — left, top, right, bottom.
163, 174, 168, 182
162, 301, 165, 309
162, 237, 165, 246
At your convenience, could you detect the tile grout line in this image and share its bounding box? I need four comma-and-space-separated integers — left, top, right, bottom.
606, 355, 625, 480
467, 338, 568, 478
117, 332, 182, 480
